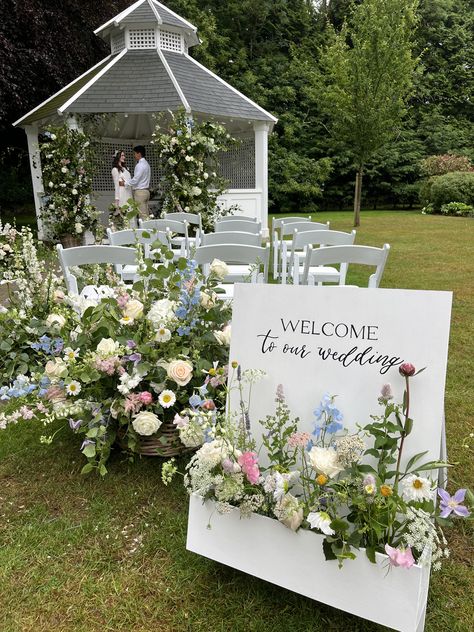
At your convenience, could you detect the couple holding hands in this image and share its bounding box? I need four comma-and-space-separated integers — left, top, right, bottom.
111, 145, 151, 218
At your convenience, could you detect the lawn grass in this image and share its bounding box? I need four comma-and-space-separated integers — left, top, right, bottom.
1, 210, 473, 631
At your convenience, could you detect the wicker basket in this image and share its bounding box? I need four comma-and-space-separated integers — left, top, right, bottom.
60, 234, 83, 248
118, 420, 196, 458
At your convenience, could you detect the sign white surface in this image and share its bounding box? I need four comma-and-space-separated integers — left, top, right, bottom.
230, 284, 452, 467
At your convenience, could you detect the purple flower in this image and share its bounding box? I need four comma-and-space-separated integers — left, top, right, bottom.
69, 418, 82, 431
438, 488, 470, 518
128, 352, 142, 364
380, 383, 393, 399
80, 439, 95, 450
126, 340, 137, 349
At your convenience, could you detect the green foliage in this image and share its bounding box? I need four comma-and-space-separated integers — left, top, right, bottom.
150, 109, 235, 231
421, 171, 474, 210
39, 124, 99, 240
441, 202, 474, 217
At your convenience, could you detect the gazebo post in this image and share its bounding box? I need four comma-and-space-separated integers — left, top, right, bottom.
254, 121, 270, 236
25, 123, 45, 239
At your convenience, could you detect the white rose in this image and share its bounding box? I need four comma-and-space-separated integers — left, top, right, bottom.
200, 291, 218, 310
210, 258, 229, 280
44, 358, 68, 380
213, 324, 231, 346
75, 223, 83, 234
46, 313, 66, 328
197, 438, 229, 467
123, 299, 144, 320
147, 299, 176, 327
72, 188, 78, 195
50, 134, 57, 140
191, 186, 202, 196
308, 447, 343, 478
96, 338, 119, 357
48, 181, 54, 188
167, 359, 193, 386
61, 167, 68, 173
132, 411, 162, 436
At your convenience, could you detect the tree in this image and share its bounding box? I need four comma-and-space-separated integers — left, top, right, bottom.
319, 0, 419, 225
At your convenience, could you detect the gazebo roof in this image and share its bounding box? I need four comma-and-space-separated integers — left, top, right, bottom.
14, 0, 276, 128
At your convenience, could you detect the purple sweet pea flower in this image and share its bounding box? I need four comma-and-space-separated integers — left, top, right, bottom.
80, 439, 95, 450
126, 340, 137, 349
438, 488, 470, 518
128, 352, 142, 364
69, 418, 82, 431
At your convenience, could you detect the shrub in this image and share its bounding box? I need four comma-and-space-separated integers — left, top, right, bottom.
420, 154, 473, 177
420, 171, 474, 211
440, 202, 474, 217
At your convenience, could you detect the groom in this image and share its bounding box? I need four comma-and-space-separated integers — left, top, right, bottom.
123, 145, 151, 218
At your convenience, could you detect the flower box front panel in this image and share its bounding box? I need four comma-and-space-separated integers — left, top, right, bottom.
187, 495, 430, 632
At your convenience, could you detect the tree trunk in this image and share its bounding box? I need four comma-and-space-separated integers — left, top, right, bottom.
353, 167, 363, 227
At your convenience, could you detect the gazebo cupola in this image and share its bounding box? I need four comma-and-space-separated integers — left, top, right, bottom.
96, 0, 200, 58
14, 0, 277, 238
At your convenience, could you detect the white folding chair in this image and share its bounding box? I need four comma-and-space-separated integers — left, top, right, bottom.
216, 215, 257, 223
298, 244, 390, 288
106, 228, 171, 281
276, 220, 330, 280
194, 243, 270, 299
282, 229, 356, 284
200, 231, 262, 247
139, 218, 189, 257
57, 244, 137, 296
215, 220, 261, 234
271, 216, 312, 278
163, 212, 202, 247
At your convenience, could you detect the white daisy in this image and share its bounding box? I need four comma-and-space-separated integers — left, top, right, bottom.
119, 315, 134, 325
307, 511, 335, 535
66, 381, 81, 396
402, 475, 434, 502
63, 347, 79, 362
155, 324, 171, 342
159, 390, 176, 408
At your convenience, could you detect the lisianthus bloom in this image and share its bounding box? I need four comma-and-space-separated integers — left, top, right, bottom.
238, 451, 260, 484
399, 363, 416, 377
402, 475, 434, 502
307, 511, 335, 535
438, 488, 470, 518
385, 544, 415, 568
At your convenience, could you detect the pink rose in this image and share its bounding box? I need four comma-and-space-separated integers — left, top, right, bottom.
201, 399, 216, 411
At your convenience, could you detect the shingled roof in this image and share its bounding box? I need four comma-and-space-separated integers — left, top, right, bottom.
14, 0, 277, 128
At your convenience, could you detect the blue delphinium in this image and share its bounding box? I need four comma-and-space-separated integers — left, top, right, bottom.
312, 393, 344, 445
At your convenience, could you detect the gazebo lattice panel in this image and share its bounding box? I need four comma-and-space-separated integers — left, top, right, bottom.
160, 30, 183, 52
129, 29, 157, 49
218, 136, 255, 189
111, 32, 126, 54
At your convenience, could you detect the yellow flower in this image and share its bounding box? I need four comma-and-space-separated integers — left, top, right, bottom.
380, 484, 393, 497
316, 474, 328, 486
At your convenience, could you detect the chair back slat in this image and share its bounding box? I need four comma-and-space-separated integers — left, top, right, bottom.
292, 229, 355, 250
201, 231, 262, 247
217, 215, 257, 223
215, 220, 261, 234
194, 243, 270, 283
163, 212, 202, 230
107, 228, 169, 248
281, 221, 330, 237
139, 218, 188, 235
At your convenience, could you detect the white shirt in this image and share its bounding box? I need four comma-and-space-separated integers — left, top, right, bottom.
127, 157, 151, 190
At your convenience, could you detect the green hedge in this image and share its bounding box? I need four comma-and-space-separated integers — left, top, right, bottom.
420, 171, 474, 211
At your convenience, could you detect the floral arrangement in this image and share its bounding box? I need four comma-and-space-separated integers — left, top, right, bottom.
0, 243, 232, 475
39, 124, 99, 242
184, 363, 472, 570
0, 223, 75, 379
151, 109, 236, 232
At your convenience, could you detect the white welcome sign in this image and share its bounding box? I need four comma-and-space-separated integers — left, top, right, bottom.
188, 284, 453, 632
230, 284, 452, 470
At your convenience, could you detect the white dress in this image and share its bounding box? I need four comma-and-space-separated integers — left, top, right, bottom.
112, 166, 133, 208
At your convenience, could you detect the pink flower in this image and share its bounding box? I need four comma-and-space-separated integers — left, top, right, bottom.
116, 293, 130, 309
124, 393, 142, 414
36, 402, 47, 413
19, 406, 34, 420
238, 451, 260, 485
201, 399, 216, 411
399, 363, 416, 377
385, 544, 415, 568
173, 413, 189, 428
139, 391, 153, 405
287, 431, 311, 448
45, 385, 66, 403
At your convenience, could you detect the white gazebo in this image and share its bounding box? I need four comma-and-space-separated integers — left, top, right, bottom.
14, 0, 277, 237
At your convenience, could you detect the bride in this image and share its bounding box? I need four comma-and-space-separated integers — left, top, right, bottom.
111, 150, 133, 209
